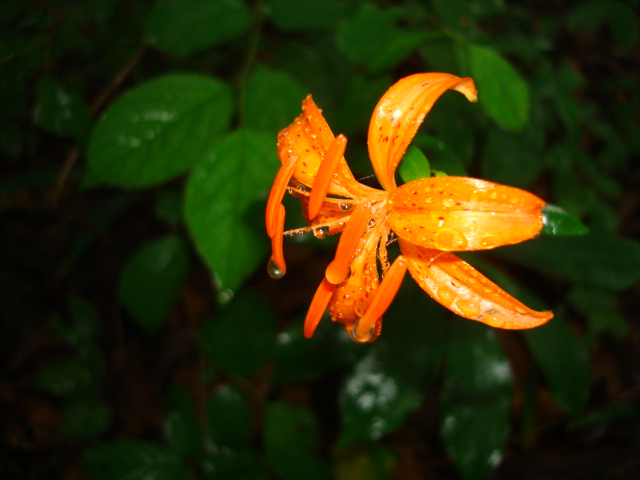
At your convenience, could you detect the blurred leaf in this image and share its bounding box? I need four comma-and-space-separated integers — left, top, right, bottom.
481, 129, 543, 188
207, 384, 252, 448
569, 403, 639, 430
154, 189, 183, 227
334, 443, 396, 480
200, 290, 276, 376
606, 1, 639, 49
82, 440, 187, 480
413, 134, 467, 176
337, 4, 427, 72
273, 316, 361, 384
164, 388, 201, 457
339, 286, 446, 445
399, 145, 431, 183
430, 0, 473, 30
54, 296, 99, 346
242, 66, 308, 133
33, 76, 91, 140
568, 286, 628, 341
265, 0, 343, 32
523, 312, 590, 414
184, 129, 278, 293
146, 0, 251, 56
118, 235, 190, 333
441, 320, 513, 480
467, 44, 530, 131
60, 397, 111, 439
201, 447, 268, 480
264, 403, 332, 480
87, 74, 233, 188
542, 204, 589, 236
498, 233, 640, 291
36, 359, 95, 398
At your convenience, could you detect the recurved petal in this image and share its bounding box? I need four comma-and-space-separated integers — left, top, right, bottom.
277, 95, 374, 198
368, 73, 477, 192
389, 176, 545, 251
399, 239, 552, 329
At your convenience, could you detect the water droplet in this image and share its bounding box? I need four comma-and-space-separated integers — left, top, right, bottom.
442, 197, 455, 208
457, 299, 481, 317
434, 228, 468, 250
436, 286, 456, 307
339, 202, 352, 211
350, 318, 376, 343
368, 219, 376, 228
343, 294, 355, 306
267, 258, 284, 279
482, 313, 504, 328
218, 289, 234, 304
314, 226, 329, 238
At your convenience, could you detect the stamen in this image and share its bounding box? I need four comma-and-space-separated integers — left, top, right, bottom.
308, 134, 348, 220
266, 154, 299, 238
304, 277, 336, 338
268, 204, 286, 278
352, 256, 408, 341
325, 202, 372, 284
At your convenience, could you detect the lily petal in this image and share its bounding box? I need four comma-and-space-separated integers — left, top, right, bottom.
400, 240, 552, 329
278, 95, 374, 198
368, 73, 477, 192
304, 277, 336, 338
389, 177, 545, 251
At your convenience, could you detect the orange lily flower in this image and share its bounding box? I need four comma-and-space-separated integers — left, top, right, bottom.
265, 73, 552, 343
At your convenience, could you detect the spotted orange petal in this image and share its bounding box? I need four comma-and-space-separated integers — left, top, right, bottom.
389, 177, 545, 251
368, 73, 477, 192
399, 240, 552, 329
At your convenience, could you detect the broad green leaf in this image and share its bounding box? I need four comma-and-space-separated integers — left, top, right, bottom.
413, 134, 467, 176
242, 67, 308, 133
60, 397, 111, 439
265, 0, 343, 32
264, 403, 332, 480
481, 129, 543, 188
184, 129, 278, 293
82, 440, 187, 480
201, 447, 268, 480
33, 76, 91, 140
199, 290, 276, 376
567, 286, 628, 342
207, 384, 251, 448
497, 233, 640, 291
86, 74, 233, 188
523, 312, 590, 414
606, 1, 639, 49
118, 236, 190, 333
467, 44, 530, 131
441, 320, 513, 480
163, 388, 201, 457
399, 145, 431, 183
146, 0, 251, 56
339, 286, 446, 445
542, 204, 589, 236
36, 359, 95, 398
273, 316, 361, 384
337, 4, 427, 72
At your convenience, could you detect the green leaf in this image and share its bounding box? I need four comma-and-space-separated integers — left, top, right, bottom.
86, 74, 233, 188
201, 447, 268, 480
467, 44, 530, 131
146, 0, 251, 56
263, 403, 332, 480
60, 397, 111, 439
184, 129, 278, 293
33, 76, 91, 140
334, 443, 396, 480
163, 388, 201, 457
567, 286, 628, 342
36, 359, 95, 398
82, 440, 187, 480
200, 290, 276, 376
606, 1, 639, 49
542, 204, 589, 236
337, 4, 427, 72
441, 320, 513, 480
242, 67, 308, 133
497, 233, 640, 291
265, 0, 343, 32
339, 286, 446, 445
399, 145, 431, 183
118, 236, 190, 333
523, 312, 590, 414
154, 189, 184, 227
273, 316, 361, 384
54, 296, 100, 346
481, 129, 543, 188
207, 384, 252, 448
413, 134, 467, 176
